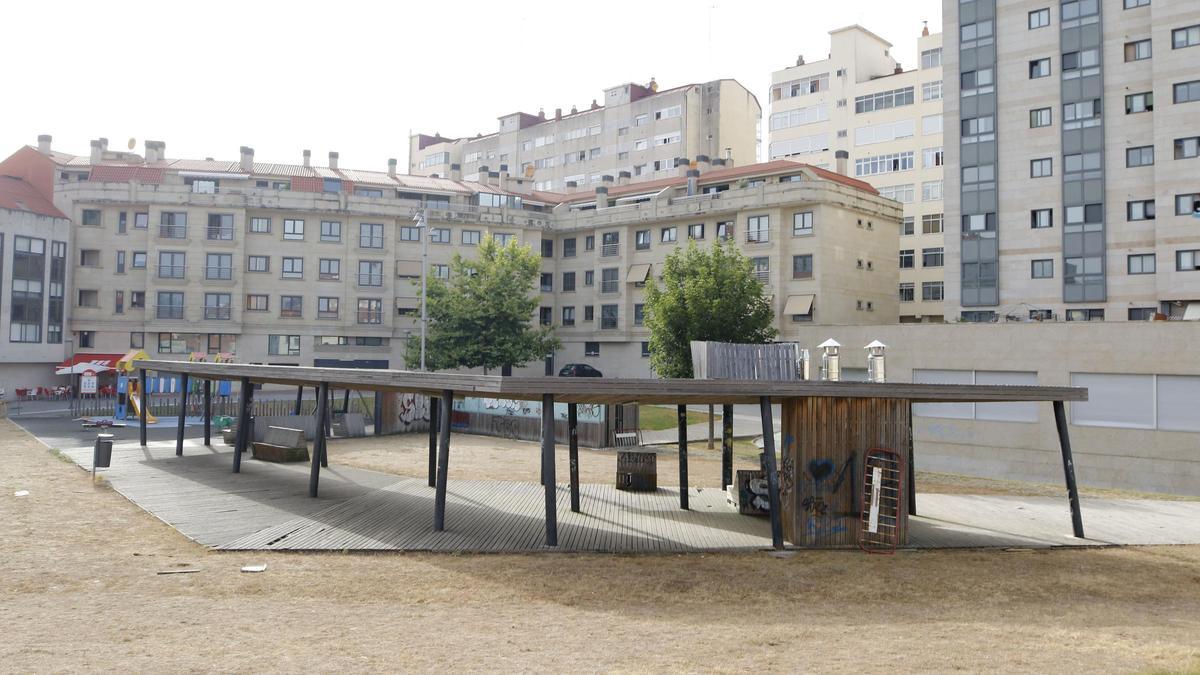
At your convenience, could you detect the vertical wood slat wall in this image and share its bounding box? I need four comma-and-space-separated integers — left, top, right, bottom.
780, 397, 911, 548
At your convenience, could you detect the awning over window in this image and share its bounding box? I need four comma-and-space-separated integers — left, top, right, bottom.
784, 294, 815, 316
627, 263, 651, 282
396, 260, 422, 278
55, 353, 123, 370
1184, 302, 1200, 321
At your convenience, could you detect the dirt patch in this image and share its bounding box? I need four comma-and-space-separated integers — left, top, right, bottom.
3, 419, 1200, 672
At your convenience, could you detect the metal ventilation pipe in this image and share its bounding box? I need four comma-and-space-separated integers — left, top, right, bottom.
865, 340, 887, 383
797, 348, 811, 381
819, 339, 841, 382
686, 169, 699, 196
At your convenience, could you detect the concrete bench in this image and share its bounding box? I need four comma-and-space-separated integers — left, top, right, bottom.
252, 425, 309, 463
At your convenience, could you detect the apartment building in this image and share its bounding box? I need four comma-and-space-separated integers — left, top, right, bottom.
0, 137, 899, 379
769, 25, 947, 322
0, 163, 73, 387
944, 0, 1200, 322
409, 78, 761, 194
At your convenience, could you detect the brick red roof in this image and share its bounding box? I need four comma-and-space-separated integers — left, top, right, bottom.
0, 175, 66, 219
87, 165, 165, 184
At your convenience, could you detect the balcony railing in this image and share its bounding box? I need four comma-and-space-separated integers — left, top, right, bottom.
206, 226, 234, 241
357, 310, 383, 324
747, 230, 769, 244
156, 305, 185, 319
600, 280, 620, 294
318, 310, 339, 320
753, 269, 770, 284
601, 242, 620, 257
205, 267, 233, 280
158, 265, 186, 279
159, 225, 187, 239
319, 272, 340, 281
358, 273, 383, 287
203, 306, 232, 320
280, 308, 303, 318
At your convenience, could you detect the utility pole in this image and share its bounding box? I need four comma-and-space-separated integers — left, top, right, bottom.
415, 209, 428, 371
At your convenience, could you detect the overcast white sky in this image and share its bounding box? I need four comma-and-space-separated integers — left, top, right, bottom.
0, 0, 941, 171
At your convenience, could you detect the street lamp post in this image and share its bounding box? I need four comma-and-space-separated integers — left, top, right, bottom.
415, 209, 429, 371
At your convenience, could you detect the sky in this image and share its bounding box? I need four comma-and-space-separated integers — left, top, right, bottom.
0, 0, 941, 172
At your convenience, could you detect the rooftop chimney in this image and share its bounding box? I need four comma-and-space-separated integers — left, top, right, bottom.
555, 107, 562, 121
695, 154, 711, 174
449, 163, 462, 181
590, 99, 600, 110
388, 158, 397, 177
617, 170, 631, 186
328, 151, 339, 170
99, 138, 109, 151
675, 157, 690, 178
570, 105, 578, 114
240, 146, 254, 172
487, 170, 500, 187
37, 134, 52, 155
498, 164, 510, 190
686, 169, 700, 196
89, 139, 103, 164
595, 185, 610, 209
922, 21, 930, 37
538, 108, 546, 120
894, 64, 904, 75
723, 148, 734, 168
835, 149, 849, 176
303, 149, 311, 167
711, 158, 727, 168
565, 180, 578, 194
796, 54, 805, 66
145, 140, 165, 163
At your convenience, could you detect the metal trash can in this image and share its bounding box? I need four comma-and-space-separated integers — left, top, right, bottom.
93, 433, 114, 469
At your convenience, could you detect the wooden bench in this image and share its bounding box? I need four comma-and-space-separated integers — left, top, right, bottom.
251, 426, 309, 463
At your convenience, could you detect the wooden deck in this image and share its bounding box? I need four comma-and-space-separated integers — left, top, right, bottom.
57, 437, 1200, 553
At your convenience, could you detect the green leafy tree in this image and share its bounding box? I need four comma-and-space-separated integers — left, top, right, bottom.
644, 240, 777, 378
409, 235, 560, 372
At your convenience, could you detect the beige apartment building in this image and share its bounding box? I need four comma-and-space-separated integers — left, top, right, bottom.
409, 78, 761, 194
944, 0, 1200, 322
769, 25, 946, 323
0, 138, 898, 379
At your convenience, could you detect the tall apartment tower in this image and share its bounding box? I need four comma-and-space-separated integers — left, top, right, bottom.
409, 79, 761, 193
769, 25, 946, 322
945, 0, 1200, 322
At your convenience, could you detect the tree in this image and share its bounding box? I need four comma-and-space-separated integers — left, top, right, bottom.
408, 235, 560, 372
644, 240, 777, 378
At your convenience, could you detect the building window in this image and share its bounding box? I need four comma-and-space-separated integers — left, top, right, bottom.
792, 211, 813, 236
282, 257, 304, 279
320, 220, 342, 242
539, 273, 553, 292
156, 291, 185, 319
359, 223, 384, 248
1031, 259, 1054, 279
751, 257, 769, 284
747, 215, 769, 243
584, 271, 594, 287
494, 233, 515, 247
562, 306, 575, 326
1124, 39, 1152, 61
134, 212, 148, 229
323, 178, 341, 193
641, 342, 651, 358
1030, 158, 1053, 177
921, 48, 942, 69
1124, 0, 1150, 6
600, 305, 618, 330
923, 147, 944, 168
159, 212, 187, 238
130, 291, 145, 309
660, 227, 677, 243
462, 230, 481, 245
1030, 107, 1052, 128
1173, 25, 1200, 49
81, 209, 101, 226
1127, 200, 1156, 221
921, 281, 944, 301
584, 235, 595, 251
922, 247, 944, 268
399, 226, 420, 242
635, 230, 651, 250
77, 289, 98, 308
1176, 193, 1200, 216
132, 251, 147, 269
1066, 309, 1105, 322
116, 250, 126, 274
130, 332, 144, 349
899, 249, 914, 269
206, 213, 234, 241
792, 254, 813, 279
634, 304, 645, 326
922, 213, 944, 234
1175, 137, 1200, 159
854, 151, 914, 176
853, 87, 915, 114
204, 293, 231, 320
902, 217, 915, 235
246, 294, 269, 311
268, 335, 301, 356
960, 115, 994, 142
280, 295, 303, 318
1128, 253, 1156, 275
899, 283, 914, 302
1126, 92, 1154, 114
584, 341, 600, 357
250, 217, 271, 233
428, 264, 447, 280
1029, 58, 1051, 78
283, 219, 305, 240
424, 227, 448, 244
922, 80, 943, 102
1029, 7, 1050, 28
1128, 307, 1157, 321
1177, 249, 1200, 271
1174, 80, 1200, 104
319, 258, 340, 280
358, 261, 383, 287
247, 255, 269, 273
687, 224, 705, 240
1126, 145, 1155, 167
600, 268, 619, 294
922, 181, 943, 202
717, 221, 734, 241
158, 251, 185, 279
206, 253, 233, 280
562, 238, 576, 257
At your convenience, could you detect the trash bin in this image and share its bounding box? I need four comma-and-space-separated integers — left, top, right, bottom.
93, 433, 114, 469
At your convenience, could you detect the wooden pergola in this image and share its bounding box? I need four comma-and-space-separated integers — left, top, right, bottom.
134, 359, 1088, 549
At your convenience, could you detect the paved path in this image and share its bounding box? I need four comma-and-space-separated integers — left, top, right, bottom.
41, 429, 1200, 553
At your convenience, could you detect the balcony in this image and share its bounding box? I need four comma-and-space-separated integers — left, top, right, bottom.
159, 225, 187, 239
753, 269, 770, 284
205, 267, 233, 281
357, 273, 383, 287
357, 310, 383, 324
600, 280, 620, 294
206, 226, 234, 241
158, 265, 186, 279
747, 230, 769, 244
203, 306, 231, 320
156, 305, 185, 319
601, 242, 620, 257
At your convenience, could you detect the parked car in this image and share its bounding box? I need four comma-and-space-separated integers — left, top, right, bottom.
558, 363, 603, 377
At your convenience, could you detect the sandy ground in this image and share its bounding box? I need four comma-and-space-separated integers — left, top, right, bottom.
3, 420, 1200, 672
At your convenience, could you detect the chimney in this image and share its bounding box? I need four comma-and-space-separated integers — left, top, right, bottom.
675, 157, 690, 178
328, 151, 339, 170
498, 163, 510, 190
922, 21, 930, 37
388, 158, 397, 177
617, 170, 631, 186
89, 139, 103, 164
303, 149, 311, 167
710, 158, 727, 168
894, 64, 904, 75
835, 150, 849, 176
570, 105, 578, 114
477, 165, 490, 185
686, 169, 699, 196
555, 107, 562, 121
145, 140, 165, 163
590, 99, 600, 110
487, 171, 500, 187
723, 147, 734, 167
449, 163, 462, 181
695, 154, 711, 174
595, 185, 610, 209
37, 134, 52, 155
99, 137, 109, 152
240, 146, 254, 172
796, 54, 805, 66
565, 180, 578, 194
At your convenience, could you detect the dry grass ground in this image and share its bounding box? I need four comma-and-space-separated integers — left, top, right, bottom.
3, 419, 1200, 672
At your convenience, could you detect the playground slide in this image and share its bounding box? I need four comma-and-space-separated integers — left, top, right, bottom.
128, 393, 157, 424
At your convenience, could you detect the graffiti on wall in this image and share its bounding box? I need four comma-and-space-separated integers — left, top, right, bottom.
394, 393, 431, 431
454, 398, 605, 423
801, 456, 855, 540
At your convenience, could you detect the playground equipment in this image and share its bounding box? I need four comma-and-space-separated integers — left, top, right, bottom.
125, 378, 157, 424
